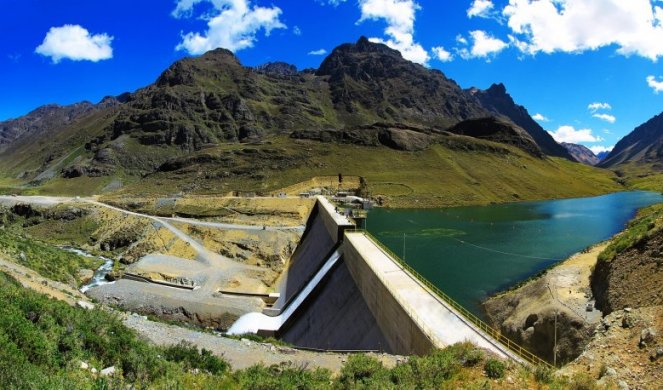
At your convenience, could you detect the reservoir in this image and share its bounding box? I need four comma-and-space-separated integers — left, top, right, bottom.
367, 191, 663, 317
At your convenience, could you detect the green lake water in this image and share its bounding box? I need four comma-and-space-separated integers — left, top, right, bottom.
367, 191, 663, 318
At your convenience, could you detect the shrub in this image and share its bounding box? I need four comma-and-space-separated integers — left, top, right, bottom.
162, 341, 229, 375
338, 354, 389, 387
568, 372, 599, 390
235, 362, 331, 390
534, 365, 554, 383
447, 342, 484, 367
484, 358, 506, 379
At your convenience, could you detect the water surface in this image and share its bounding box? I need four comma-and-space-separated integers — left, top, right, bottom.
367, 191, 663, 317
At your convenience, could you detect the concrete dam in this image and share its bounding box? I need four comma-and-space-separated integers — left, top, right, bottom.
229, 197, 542, 364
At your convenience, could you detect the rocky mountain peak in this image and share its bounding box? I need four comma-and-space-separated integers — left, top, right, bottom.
255, 62, 298, 76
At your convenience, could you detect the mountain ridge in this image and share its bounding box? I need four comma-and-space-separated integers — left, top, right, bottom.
600, 111, 663, 168
561, 143, 600, 166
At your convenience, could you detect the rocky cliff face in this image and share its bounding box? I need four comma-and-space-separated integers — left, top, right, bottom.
561, 143, 600, 165
471, 84, 574, 160
592, 229, 663, 314
600, 111, 663, 168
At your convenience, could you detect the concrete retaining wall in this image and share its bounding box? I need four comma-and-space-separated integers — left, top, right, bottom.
342, 238, 434, 355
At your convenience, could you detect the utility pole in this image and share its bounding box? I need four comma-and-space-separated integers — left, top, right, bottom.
554, 309, 558, 368
547, 283, 559, 368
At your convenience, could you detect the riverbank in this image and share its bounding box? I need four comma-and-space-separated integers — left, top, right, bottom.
483, 242, 608, 364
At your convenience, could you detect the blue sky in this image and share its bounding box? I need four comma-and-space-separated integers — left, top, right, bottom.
2, 0, 663, 154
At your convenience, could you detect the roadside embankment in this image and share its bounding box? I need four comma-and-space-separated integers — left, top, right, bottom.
592, 228, 663, 315
483, 243, 607, 364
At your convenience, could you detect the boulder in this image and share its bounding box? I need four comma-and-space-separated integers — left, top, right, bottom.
77, 300, 95, 310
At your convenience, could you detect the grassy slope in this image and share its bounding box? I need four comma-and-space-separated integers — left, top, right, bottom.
597, 203, 663, 263
112, 136, 622, 208
0, 212, 101, 285
2, 269, 602, 389
613, 162, 663, 193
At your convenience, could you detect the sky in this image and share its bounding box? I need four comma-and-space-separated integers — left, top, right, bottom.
2, 1, 663, 154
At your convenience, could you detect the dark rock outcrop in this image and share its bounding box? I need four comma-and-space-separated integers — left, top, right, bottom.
448, 117, 543, 157
255, 62, 298, 76
291, 123, 433, 151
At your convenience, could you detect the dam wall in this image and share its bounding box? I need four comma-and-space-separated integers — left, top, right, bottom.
235, 195, 526, 362
342, 234, 434, 355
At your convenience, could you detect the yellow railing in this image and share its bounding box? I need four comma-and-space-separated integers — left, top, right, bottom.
351, 229, 554, 370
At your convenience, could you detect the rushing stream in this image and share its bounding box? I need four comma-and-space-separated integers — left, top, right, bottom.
367, 191, 663, 318
60, 247, 116, 293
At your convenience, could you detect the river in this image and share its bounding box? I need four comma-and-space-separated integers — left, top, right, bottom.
60, 247, 115, 293
367, 191, 663, 318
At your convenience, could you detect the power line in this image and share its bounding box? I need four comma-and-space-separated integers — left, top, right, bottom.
447, 236, 564, 261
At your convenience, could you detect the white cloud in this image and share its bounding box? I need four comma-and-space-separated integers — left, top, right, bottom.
548, 125, 603, 143
592, 113, 616, 123
587, 102, 611, 112
532, 113, 549, 122
458, 30, 508, 59
432, 46, 453, 62
589, 145, 614, 155
308, 48, 327, 55
173, 0, 286, 54
35, 25, 113, 64
468, 0, 494, 18
357, 0, 430, 65
456, 34, 468, 45
646, 75, 663, 93
501, 0, 663, 61
293, 26, 302, 36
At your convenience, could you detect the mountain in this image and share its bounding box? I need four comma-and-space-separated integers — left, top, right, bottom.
470, 84, 575, 161
0, 37, 516, 178
0, 37, 620, 206
600, 111, 663, 168
1, 102, 93, 146
316, 37, 487, 127
561, 143, 600, 165
596, 151, 610, 161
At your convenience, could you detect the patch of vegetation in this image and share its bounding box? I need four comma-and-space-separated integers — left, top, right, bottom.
0, 224, 101, 285
484, 358, 506, 379
0, 271, 234, 388
162, 341, 229, 375
0, 269, 611, 389
598, 203, 663, 263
